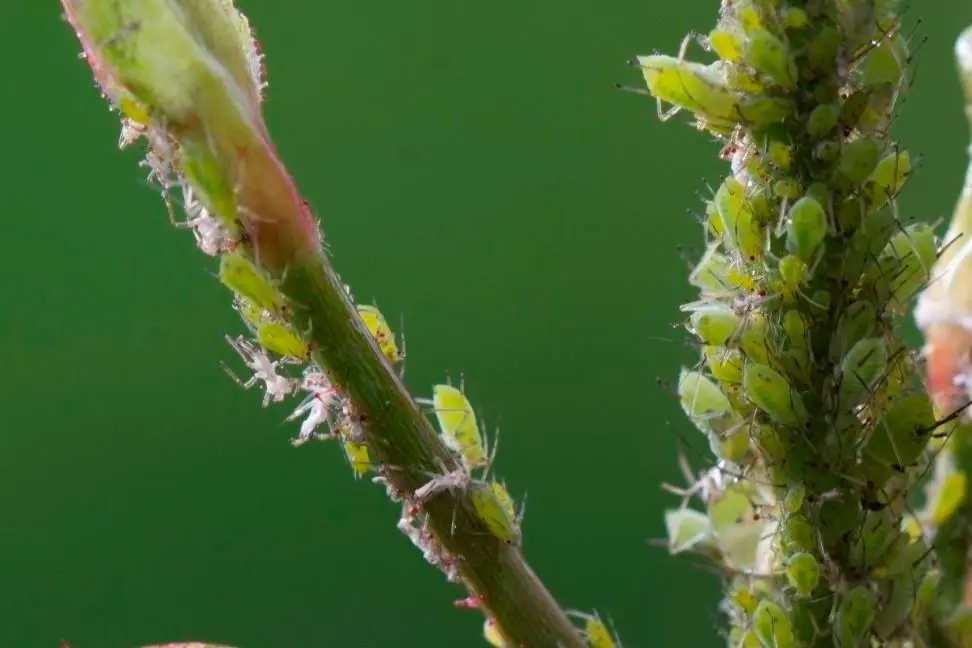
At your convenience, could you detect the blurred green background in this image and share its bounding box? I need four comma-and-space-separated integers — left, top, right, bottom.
2, 1, 970, 647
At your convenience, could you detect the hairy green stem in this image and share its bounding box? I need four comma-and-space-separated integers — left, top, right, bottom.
58, 1, 585, 646
643, 1, 947, 646
281, 237, 585, 648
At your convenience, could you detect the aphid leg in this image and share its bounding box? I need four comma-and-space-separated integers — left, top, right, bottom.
479, 422, 502, 478
220, 360, 258, 390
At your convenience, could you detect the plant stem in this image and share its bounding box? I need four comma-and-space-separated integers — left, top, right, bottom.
57, 1, 585, 645
264, 160, 586, 648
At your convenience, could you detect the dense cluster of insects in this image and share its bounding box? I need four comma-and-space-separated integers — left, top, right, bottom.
631, 0, 972, 645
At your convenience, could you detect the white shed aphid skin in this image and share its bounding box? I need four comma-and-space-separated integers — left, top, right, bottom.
414, 467, 471, 505
173, 185, 237, 257
118, 116, 145, 149
373, 464, 406, 503
286, 391, 334, 446
395, 504, 460, 581
661, 447, 733, 508
286, 368, 340, 446
408, 458, 473, 536
223, 335, 296, 406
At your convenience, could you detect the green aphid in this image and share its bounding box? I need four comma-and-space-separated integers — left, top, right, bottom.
705, 200, 724, 236
688, 243, 754, 296
431, 384, 487, 470
786, 196, 827, 262
180, 137, 238, 228
814, 139, 840, 163
787, 598, 827, 647
342, 439, 371, 479
678, 369, 743, 440
689, 243, 731, 294
714, 176, 765, 262
638, 55, 738, 123
751, 190, 777, 225
735, 5, 764, 33
873, 563, 925, 638
782, 514, 815, 553
737, 313, 772, 365
863, 391, 935, 474
743, 362, 807, 427
785, 553, 819, 598
707, 28, 743, 63
715, 509, 764, 572
838, 137, 883, 186
910, 569, 942, 626
857, 83, 897, 134
876, 222, 937, 309
834, 586, 876, 648
257, 321, 310, 361
839, 88, 874, 134
743, 28, 796, 89
219, 252, 283, 314
773, 179, 801, 200
782, 310, 808, 351
817, 495, 862, 546
777, 255, 808, 300
783, 7, 808, 29
782, 484, 805, 514
707, 484, 766, 571
882, 534, 933, 579
469, 480, 521, 545
686, 303, 742, 346
859, 32, 909, 86
810, 290, 831, 311
806, 103, 839, 137
830, 301, 877, 362
233, 295, 265, 327
664, 507, 713, 554
489, 481, 518, 524
729, 582, 760, 616
637, 55, 790, 129
704, 346, 744, 384
866, 150, 911, 211
707, 484, 753, 532
837, 337, 888, 410
356, 304, 402, 364
808, 25, 840, 71
753, 600, 796, 648
849, 509, 897, 569
732, 630, 761, 648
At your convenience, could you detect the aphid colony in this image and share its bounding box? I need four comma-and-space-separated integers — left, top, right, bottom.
217, 250, 529, 555
635, 0, 956, 646
117, 106, 620, 648
74, 6, 610, 645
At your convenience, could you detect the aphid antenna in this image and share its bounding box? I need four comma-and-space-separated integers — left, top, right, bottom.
614, 80, 650, 96
413, 396, 434, 409
478, 420, 502, 479
397, 310, 408, 379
